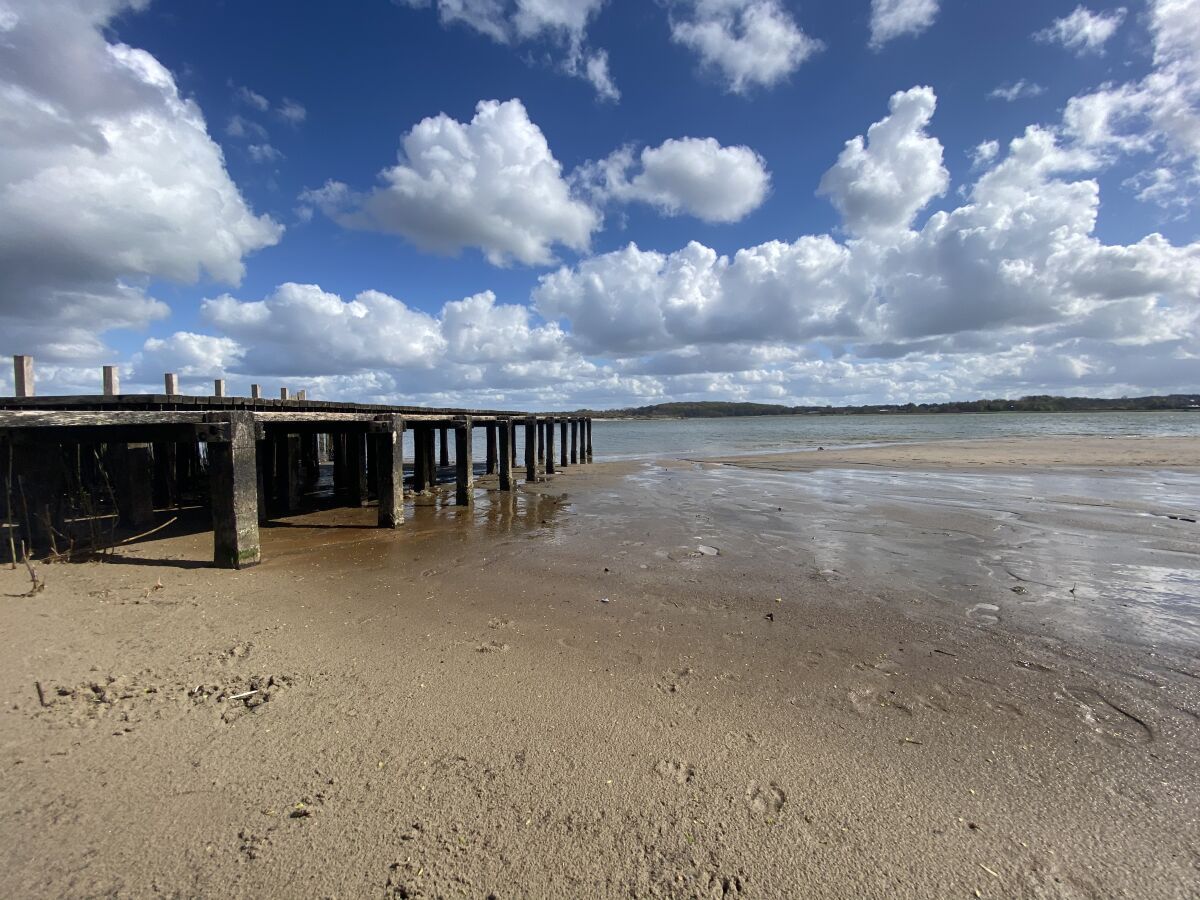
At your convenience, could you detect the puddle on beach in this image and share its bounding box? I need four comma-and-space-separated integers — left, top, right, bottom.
583, 462, 1200, 650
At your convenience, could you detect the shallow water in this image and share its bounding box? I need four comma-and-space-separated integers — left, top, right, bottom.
590, 410, 1200, 460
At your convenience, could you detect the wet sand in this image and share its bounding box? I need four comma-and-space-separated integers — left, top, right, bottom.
1, 438, 1198, 898
700, 435, 1200, 471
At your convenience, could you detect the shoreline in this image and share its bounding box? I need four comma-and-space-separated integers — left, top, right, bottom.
2, 438, 1198, 898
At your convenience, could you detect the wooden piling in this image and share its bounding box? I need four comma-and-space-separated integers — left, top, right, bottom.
274, 434, 300, 513
103, 366, 119, 397
485, 423, 498, 475
559, 420, 569, 468
345, 431, 368, 506
214, 379, 226, 398
251, 384, 262, 400
255, 439, 271, 524
537, 421, 545, 462
439, 427, 449, 468
375, 415, 405, 528
570, 419, 579, 464
208, 411, 260, 569
587, 418, 593, 461
454, 418, 473, 506
280, 387, 290, 401
164, 373, 179, 395
524, 417, 537, 483
152, 441, 177, 509
545, 417, 556, 474
497, 418, 513, 490
13, 356, 34, 398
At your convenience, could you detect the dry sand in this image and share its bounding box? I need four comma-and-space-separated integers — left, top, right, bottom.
1, 437, 1198, 898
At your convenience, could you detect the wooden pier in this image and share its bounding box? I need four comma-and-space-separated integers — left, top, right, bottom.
0, 357, 595, 569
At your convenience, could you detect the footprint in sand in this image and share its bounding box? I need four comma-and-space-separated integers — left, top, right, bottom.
966, 603, 1000, 625
487, 617, 515, 630
476, 641, 510, 654
745, 781, 786, 816
1064, 687, 1155, 745
654, 759, 695, 784
656, 667, 694, 694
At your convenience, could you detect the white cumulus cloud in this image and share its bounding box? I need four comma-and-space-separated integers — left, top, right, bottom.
1034, 5, 1126, 55
670, 0, 823, 94
0, 0, 282, 361
868, 0, 939, 49
578, 136, 771, 223
817, 86, 948, 238
301, 99, 599, 267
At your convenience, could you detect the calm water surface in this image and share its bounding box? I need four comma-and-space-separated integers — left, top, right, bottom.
590, 411, 1200, 460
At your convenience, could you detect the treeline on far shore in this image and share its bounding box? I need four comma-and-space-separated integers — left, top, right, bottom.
571, 395, 1200, 420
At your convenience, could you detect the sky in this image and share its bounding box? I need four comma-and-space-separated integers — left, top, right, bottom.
0, 0, 1197, 409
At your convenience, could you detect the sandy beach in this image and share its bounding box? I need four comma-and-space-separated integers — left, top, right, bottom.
2, 437, 1198, 898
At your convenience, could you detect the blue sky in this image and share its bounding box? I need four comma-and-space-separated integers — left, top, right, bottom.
1, 0, 1197, 407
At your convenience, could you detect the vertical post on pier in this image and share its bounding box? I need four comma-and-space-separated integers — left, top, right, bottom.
537, 421, 545, 463
208, 411, 260, 569
214, 379, 226, 398
545, 417, 556, 475
280, 387, 290, 401
439, 427, 449, 468
570, 419, 579, 465
255, 436, 270, 524
297, 389, 307, 401
454, 418, 473, 506
497, 418, 513, 491
524, 417, 537, 483
559, 420, 569, 468
375, 415, 405, 528
274, 433, 300, 513
164, 373, 179, 396
302, 434, 320, 488
345, 431, 368, 506
331, 432, 346, 495
152, 441, 177, 510
485, 423, 497, 475
587, 418, 593, 462
103, 366, 120, 396
510, 420, 518, 465
411, 426, 429, 493
114, 443, 155, 528
366, 431, 378, 501
13, 356, 33, 398
251, 384, 262, 400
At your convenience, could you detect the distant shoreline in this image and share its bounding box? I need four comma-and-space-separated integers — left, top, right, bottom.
581, 397, 1200, 420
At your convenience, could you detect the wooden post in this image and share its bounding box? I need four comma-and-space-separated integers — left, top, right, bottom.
332, 432, 346, 495
297, 389, 307, 401
485, 424, 497, 475
545, 417, 556, 474
274, 434, 300, 513
345, 431, 368, 506
251, 384, 262, 400
510, 420, 518, 465
559, 420, 569, 468
112, 443, 155, 528
375, 416, 405, 528
498, 419, 513, 491
587, 418, 593, 461
302, 434, 320, 488
411, 426, 429, 493
255, 438, 271, 524
454, 418, 473, 506
13, 356, 33, 397
524, 417, 537, 483
280, 387, 290, 401
424, 428, 437, 487
570, 419, 579, 464
439, 427, 449, 467
208, 411, 261, 569
213, 379, 226, 397
164, 373, 179, 395
152, 441, 177, 509
537, 421, 545, 462
103, 366, 120, 396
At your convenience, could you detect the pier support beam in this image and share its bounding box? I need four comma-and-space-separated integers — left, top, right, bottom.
454, 418, 473, 506
345, 431, 368, 506
424, 428, 437, 486
208, 412, 260, 569
374, 416, 405, 528
274, 434, 300, 514
485, 424, 497, 475
152, 441, 177, 509
498, 419, 513, 491
13, 355, 34, 397
537, 421, 545, 463
587, 418, 593, 462
545, 417, 556, 475
255, 439, 270, 524
559, 420, 569, 469
439, 427, 449, 468
302, 434, 320, 488
570, 419, 579, 465
524, 417, 537, 483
